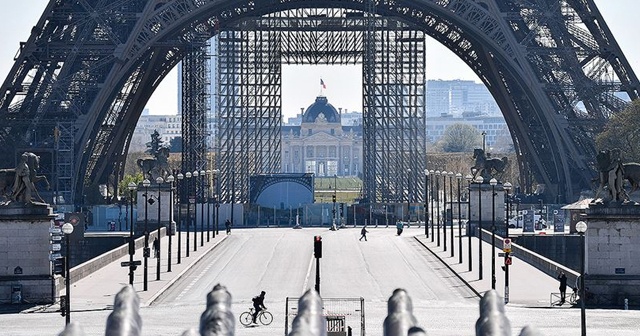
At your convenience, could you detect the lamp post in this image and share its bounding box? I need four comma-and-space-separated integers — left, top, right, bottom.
503, 181, 512, 304
424, 169, 429, 238
465, 174, 473, 272
407, 168, 411, 224
192, 170, 199, 252
576, 221, 588, 336
332, 174, 337, 230
199, 170, 205, 246
167, 175, 174, 272
177, 173, 184, 263
430, 170, 435, 241
155, 176, 163, 281
456, 173, 463, 264
62, 222, 74, 325
435, 170, 441, 246
442, 171, 447, 251
206, 170, 211, 241
142, 178, 151, 291
490, 178, 497, 290
185, 172, 192, 258
127, 182, 137, 285
213, 169, 220, 235
449, 171, 455, 257
475, 175, 484, 280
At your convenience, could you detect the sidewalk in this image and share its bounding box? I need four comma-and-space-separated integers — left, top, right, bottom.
63, 230, 228, 312
414, 226, 559, 307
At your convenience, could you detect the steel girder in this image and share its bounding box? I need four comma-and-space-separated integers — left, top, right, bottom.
0, 0, 637, 206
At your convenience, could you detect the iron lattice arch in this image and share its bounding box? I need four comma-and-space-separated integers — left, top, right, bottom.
0, 0, 638, 206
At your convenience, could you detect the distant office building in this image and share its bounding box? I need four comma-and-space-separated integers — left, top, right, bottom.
130, 110, 182, 152
426, 113, 512, 151
426, 79, 499, 117
281, 95, 363, 176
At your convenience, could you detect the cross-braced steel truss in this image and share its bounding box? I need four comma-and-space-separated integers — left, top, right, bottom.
0, 0, 638, 206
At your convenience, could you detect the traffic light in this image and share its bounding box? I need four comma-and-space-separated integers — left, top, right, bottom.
53, 257, 66, 277
332, 194, 336, 203
60, 295, 67, 316
313, 236, 322, 258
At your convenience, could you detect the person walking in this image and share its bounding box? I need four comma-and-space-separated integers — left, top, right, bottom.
396, 221, 403, 236
359, 226, 369, 241
152, 237, 160, 258
225, 219, 232, 235
557, 271, 568, 305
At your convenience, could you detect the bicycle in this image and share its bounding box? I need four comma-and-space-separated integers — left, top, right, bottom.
568, 287, 579, 305
239, 307, 273, 327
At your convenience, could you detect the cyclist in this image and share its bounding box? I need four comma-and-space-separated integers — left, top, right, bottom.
251, 291, 267, 324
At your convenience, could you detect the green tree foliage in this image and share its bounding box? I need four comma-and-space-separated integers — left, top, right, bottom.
596, 99, 640, 162
118, 173, 144, 197
438, 123, 481, 152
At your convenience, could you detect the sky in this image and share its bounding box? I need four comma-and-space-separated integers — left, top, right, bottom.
0, 1, 638, 119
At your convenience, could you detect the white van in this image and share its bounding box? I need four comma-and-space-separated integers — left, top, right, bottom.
508, 213, 546, 228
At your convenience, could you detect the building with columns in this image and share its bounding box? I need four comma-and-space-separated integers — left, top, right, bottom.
281, 95, 362, 177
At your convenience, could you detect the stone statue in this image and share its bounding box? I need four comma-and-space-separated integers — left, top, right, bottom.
137, 131, 170, 181
0, 152, 49, 204
471, 148, 509, 180
594, 148, 628, 203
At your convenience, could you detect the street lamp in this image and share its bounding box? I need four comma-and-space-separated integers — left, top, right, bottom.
206, 169, 211, 241
166, 175, 175, 272
475, 175, 484, 280
442, 171, 447, 251
490, 178, 497, 290
332, 174, 337, 230
456, 173, 463, 264
213, 169, 220, 235
199, 170, 205, 246
448, 171, 455, 258
177, 173, 184, 263
62, 222, 74, 325
142, 178, 151, 291
127, 182, 137, 285
407, 168, 412, 224
185, 172, 191, 258
465, 174, 473, 272
435, 170, 441, 246
503, 181, 512, 304
576, 220, 588, 336
192, 170, 199, 252
424, 169, 429, 238
155, 176, 163, 281
430, 170, 435, 242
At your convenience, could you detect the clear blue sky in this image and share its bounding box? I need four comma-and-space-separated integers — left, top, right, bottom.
0, 1, 637, 118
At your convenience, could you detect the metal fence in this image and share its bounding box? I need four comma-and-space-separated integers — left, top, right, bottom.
285, 297, 365, 336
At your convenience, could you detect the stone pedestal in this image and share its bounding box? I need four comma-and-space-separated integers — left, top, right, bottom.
467, 182, 505, 236
0, 203, 55, 304
136, 184, 173, 234
583, 204, 640, 306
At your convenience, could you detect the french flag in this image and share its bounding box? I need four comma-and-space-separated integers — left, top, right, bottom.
320, 78, 326, 89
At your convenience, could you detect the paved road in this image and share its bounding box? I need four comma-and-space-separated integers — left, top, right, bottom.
1, 226, 639, 335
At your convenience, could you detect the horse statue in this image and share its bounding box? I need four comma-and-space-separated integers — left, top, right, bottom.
594, 149, 628, 203
471, 148, 508, 180
623, 162, 640, 193
0, 152, 49, 204
137, 146, 170, 181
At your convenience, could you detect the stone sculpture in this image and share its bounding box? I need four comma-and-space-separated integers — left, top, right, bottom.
471, 148, 508, 180
594, 148, 628, 203
0, 152, 49, 204
137, 131, 171, 181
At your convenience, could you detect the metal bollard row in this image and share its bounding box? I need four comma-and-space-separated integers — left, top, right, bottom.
56, 286, 543, 336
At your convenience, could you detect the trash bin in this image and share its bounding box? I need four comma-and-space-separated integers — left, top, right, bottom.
11, 284, 22, 304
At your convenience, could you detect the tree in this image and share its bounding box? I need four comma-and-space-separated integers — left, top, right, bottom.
596, 99, 640, 162
438, 123, 481, 152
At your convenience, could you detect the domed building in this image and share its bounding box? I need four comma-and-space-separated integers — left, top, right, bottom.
281, 95, 362, 177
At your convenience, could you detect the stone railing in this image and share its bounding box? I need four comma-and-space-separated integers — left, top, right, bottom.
56, 285, 542, 336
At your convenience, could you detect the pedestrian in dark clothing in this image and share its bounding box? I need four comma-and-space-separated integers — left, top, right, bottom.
359, 226, 369, 241
558, 271, 568, 304
251, 291, 267, 324
396, 221, 403, 235
225, 219, 232, 235
152, 237, 159, 258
